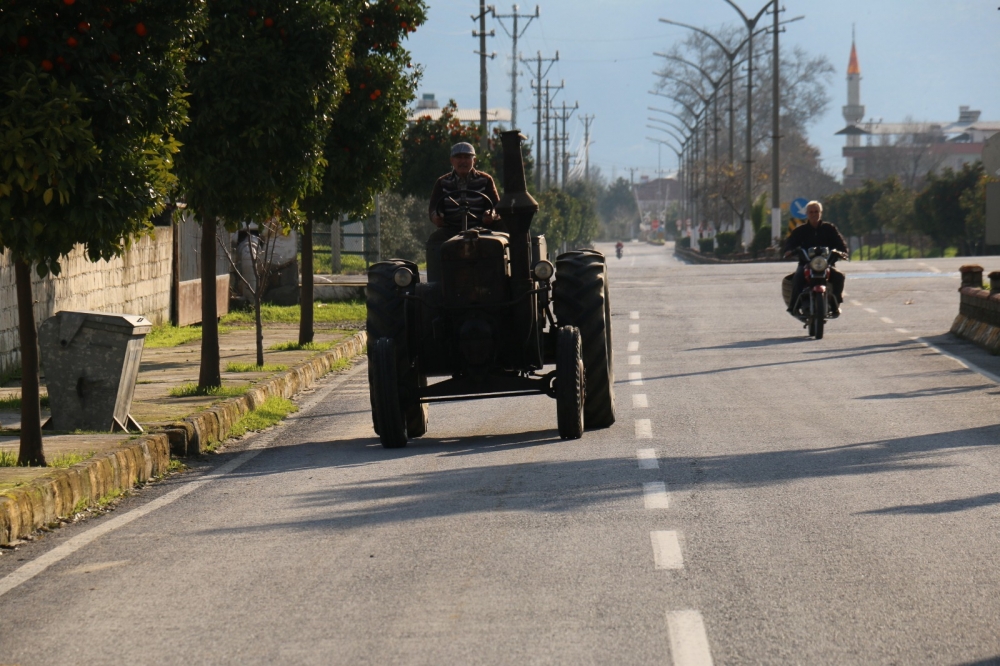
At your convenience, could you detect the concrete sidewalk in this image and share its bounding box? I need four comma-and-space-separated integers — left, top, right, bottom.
0, 322, 367, 545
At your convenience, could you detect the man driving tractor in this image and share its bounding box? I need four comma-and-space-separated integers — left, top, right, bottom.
426, 142, 501, 280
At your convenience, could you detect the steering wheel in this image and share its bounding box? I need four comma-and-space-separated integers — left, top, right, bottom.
434, 189, 497, 229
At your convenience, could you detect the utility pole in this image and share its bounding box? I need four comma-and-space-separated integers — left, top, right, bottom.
580, 114, 595, 182
555, 100, 578, 187
522, 51, 558, 190
542, 80, 563, 189
494, 4, 539, 131
472, 1, 496, 152
626, 167, 639, 239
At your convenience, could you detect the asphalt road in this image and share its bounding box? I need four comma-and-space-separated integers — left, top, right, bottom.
3, 241, 1000, 665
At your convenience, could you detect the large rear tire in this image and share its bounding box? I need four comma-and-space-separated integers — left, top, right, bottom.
405, 374, 428, 438
556, 326, 585, 440
554, 251, 616, 429
371, 337, 408, 448
366, 260, 416, 434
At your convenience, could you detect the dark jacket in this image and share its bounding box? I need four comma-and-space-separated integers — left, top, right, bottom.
428, 168, 500, 227
783, 220, 848, 256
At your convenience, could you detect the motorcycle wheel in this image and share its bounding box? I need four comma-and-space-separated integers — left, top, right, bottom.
811, 292, 827, 340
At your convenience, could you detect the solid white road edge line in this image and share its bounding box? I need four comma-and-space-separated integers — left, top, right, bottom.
914, 337, 1000, 385
666, 610, 714, 666
643, 482, 670, 509
636, 448, 659, 469
635, 419, 652, 439
0, 361, 367, 600
628, 340, 639, 352
629, 372, 643, 386
651, 531, 683, 569
632, 394, 648, 409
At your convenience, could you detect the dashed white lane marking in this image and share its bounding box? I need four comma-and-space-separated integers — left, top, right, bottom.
628, 340, 639, 352
636, 448, 659, 469
629, 324, 640, 334
896, 328, 910, 334
629, 372, 643, 386
643, 482, 670, 509
630, 311, 640, 319
914, 337, 1000, 385
651, 531, 684, 569
0, 362, 369, 599
632, 394, 648, 408
929, 266, 942, 273
666, 610, 714, 666
880, 316, 894, 324
850, 299, 863, 307
864, 307, 877, 314
635, 419, 652, 438
628, 355, 641, 365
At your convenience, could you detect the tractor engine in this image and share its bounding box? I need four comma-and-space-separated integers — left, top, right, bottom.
440, 228, 511, 369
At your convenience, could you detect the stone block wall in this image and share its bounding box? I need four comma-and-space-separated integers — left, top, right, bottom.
0, 227, 172, 379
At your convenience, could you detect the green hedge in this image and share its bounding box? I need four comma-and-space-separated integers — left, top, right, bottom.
677, 236, 691, 249
715, 232, 739, 256
698, 238, 714, 253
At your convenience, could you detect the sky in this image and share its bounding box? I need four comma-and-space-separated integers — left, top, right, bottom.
404, 0, 1000, 199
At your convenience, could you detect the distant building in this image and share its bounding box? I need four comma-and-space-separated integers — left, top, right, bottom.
835, 38, 998, 188
633, 176, 681, 236
407, 93, 511, 127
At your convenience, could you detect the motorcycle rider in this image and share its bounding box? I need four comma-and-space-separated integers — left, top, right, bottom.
426, 142, 501, 281
615, 240, 624, 258
783, 200, 848, 314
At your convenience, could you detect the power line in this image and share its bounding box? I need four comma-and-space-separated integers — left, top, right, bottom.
471, 1, 496, 152
493, 4, 539, 131
522, 50, 559, 190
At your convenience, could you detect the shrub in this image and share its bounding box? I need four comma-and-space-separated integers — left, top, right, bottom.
750, 225, 772, 257
677, 236, 691, 249
715, 232, 739, 256
698, 238, 715, 253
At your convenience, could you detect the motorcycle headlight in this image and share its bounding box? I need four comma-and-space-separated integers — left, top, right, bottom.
532, 260, 554, 281
809, 256, 828, 273
393, 267, 414, 287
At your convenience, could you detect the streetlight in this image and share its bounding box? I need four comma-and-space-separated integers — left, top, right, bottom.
720, 0, 775, 246
647, 137, 685, 240
646, 135, 689, 232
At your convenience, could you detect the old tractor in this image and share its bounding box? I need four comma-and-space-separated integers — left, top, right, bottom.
366, 130, 615, 447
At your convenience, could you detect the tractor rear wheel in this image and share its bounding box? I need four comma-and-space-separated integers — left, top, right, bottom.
405, 374, 428, 438
366, 260, 413, 435
556, 326, 585, 440
554, 251, 616, 429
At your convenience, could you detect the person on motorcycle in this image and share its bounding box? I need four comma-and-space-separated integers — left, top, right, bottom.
426, 142, 501, 280
615, 241, 624, 258
783, 200, 848, 314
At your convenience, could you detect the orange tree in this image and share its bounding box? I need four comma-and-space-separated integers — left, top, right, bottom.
175, 0, 355, 386
0, 0, 203, 466
298, 0, 425, 344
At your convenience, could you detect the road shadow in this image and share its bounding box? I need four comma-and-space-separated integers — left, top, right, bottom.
859, 492, 1000, 516
856, 385, 995, 400
685, 337, 808, 351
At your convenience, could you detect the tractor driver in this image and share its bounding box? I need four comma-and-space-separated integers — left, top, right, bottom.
426, 142, 501, 281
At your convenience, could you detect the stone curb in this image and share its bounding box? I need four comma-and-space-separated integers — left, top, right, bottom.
673, 246, 781, 264
0, 330, 367, 546
951, 286, 1000, 353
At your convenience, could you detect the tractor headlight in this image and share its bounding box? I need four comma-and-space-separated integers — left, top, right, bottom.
393, 267, 414, 287
809, 256, 828, 273
532, 260, 554, 281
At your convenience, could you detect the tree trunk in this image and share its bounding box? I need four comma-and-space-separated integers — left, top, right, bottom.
199, 214, 221, 388
255, 292, 265, 367
15, 260, 45, 467
331, 220, 341, 273
299, 220, 315, 345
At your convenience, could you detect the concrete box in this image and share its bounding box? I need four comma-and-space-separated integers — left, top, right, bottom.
38, 311, 152, 433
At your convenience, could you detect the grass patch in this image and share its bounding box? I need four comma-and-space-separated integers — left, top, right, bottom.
167, 458, 187, 473
851, 244, 959, 260
96, 488, 124, 508
145, 324, 233, 348
0, 394, 50, 410
0, 450, 16, 467
268, 340, 335, 352
229, 396, 298, 438
169, 383, 250, 398
225, 362, 288, 373
221, 301, 365, 326
72, 497, 90, 513
48, 451, 95, 468
329, 357, 351, 373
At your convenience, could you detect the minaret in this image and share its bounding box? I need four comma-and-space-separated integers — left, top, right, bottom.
842, 27, 864, 178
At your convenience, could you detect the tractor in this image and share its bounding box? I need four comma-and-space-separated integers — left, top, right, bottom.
365, 130, 615, 447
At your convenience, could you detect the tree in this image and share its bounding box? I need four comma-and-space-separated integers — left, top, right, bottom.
914, 162, 984, 254
598, 177, 638, 240
0, 0, 203, 465
299, 0, 425, 344
175, 0, 355, 384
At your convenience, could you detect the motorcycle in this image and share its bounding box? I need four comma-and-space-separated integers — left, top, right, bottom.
615, 244, 623, 259
782, 246, 848, 340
